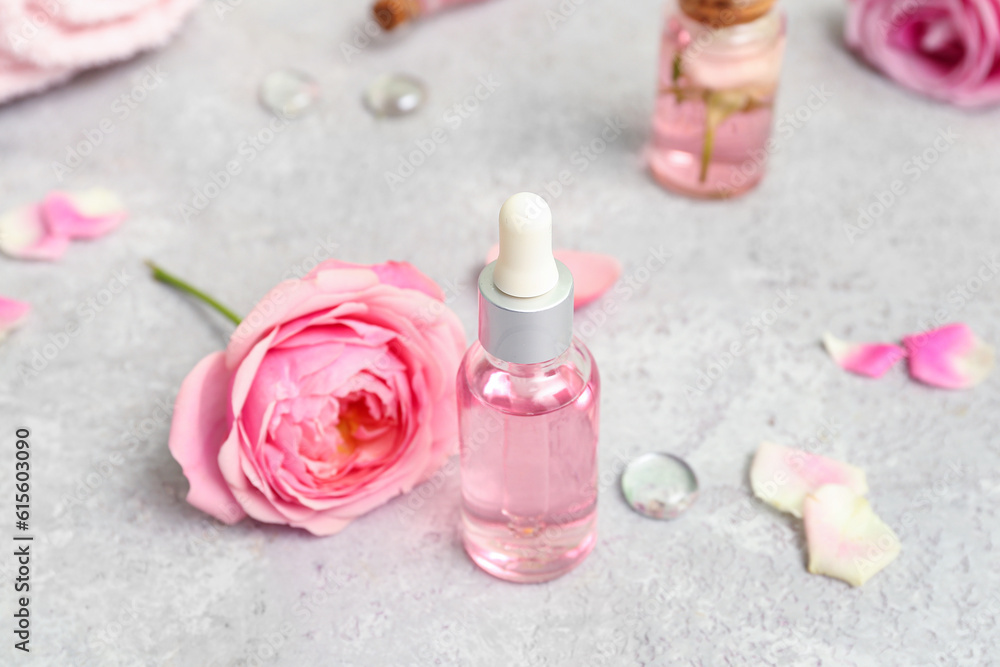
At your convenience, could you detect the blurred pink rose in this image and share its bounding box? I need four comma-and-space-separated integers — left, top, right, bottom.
169, 260, 466, 536
846, 0, 1000, 106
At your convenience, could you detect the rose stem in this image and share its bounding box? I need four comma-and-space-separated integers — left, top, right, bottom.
145, 260, 242, 325
699, 126, 714, 183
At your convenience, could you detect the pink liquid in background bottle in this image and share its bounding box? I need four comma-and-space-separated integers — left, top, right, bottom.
458, 193, 600, 583
648, 0, 786, 198
373, 0, 493, 30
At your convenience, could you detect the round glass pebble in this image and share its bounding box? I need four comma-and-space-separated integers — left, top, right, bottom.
363, 73, 426, 118
621, 452, 698, 520
258, 69, 319, 118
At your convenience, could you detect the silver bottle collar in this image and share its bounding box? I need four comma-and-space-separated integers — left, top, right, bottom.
477, 259, 574, 365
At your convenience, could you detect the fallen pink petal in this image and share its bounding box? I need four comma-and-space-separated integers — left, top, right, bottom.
486, 244, 622, 308
902, 323, 996, 389
803, 484, 901, 587
0, 296, 31, 342
0, 203, 70, 261
750, 441, 869, 518
822, 332, 907, 378
0, 189, 126, 261
42, 189, 128, 239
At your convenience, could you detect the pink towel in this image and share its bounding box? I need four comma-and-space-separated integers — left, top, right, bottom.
0, 49, 73, 103
0, 0, 200, 105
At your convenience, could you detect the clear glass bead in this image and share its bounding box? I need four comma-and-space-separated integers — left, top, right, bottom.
362, 73, 426, 118
258, 69, 320, 118
621, 452, 698, 520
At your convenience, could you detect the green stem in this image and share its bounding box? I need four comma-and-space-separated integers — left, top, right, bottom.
699, 122, 715, 184
145, 260, 242, 325
671, 53, 684, 104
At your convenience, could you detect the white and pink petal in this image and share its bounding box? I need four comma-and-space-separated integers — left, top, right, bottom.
0, 203, 69, 261
803, 484, 901, 587
0, 297, 31, 342
41, 188, 127, 239
167, 352, 247, 525
750, 441, 868, 518
822, 332, 906, 378
902, 323, 995, 389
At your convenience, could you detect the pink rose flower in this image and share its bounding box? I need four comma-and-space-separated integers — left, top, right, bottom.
846, 0, 1000, 107
168, 260, 466, 535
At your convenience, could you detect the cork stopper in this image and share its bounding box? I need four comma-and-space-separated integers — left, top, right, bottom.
679, 0, 777, 27
373, 0, 421, 30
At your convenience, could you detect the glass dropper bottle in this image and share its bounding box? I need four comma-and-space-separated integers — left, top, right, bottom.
648, 0, 787, 198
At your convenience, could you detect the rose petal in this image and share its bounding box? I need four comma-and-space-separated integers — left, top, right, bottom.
485, 244, 622, 308
41, 189, 127, 239
0, 203, 69, 261
554, 249, 624, 308
168, 352, 247, 525
750, 441, 868, 518
0, 297, 31, 342
293, 513, 354, 536
803, 484, 901, 587
317, 260, 445, 301
902, 323, 995, 389
845, 0, 1000, 107
822, 332, 907, 378
217, 421, 289, 526
227, 268, 382, 367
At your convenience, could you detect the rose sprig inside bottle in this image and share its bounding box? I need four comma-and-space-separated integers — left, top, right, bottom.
657, 0, 785, 185
664, 63, 777, 183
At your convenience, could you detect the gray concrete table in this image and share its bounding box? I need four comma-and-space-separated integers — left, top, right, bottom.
1, 0, 998, 664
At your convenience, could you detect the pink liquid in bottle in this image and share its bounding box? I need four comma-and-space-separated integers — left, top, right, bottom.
648, 2, 786, 198
458, 340, 599, 583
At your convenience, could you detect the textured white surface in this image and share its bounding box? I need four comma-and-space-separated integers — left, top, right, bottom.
0, 0, 999, 665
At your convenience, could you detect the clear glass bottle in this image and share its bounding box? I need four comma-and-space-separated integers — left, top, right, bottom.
648, 0, 786, 198
458, 193, 600, 583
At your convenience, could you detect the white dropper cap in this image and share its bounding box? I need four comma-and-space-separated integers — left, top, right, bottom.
493, 192, 560, 298
478, 192, 573, 363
